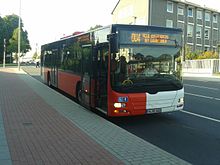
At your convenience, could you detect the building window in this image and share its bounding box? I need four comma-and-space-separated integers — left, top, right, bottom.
204, 28, 210, 39
213, 30, 218, 46
178, 7, 184, 15
196, 46, 202, 52
177, 21, 184, 30
187, 24, 194, 37
167, 1, 173, 13
213, 14, 218, 23
188, 8, 193, 17
205, 12, 210, 21
177, 22, 185, 39
196, 26, 202, 38
197, 10, 202, 20
166, 19, 173, 28
213, 30, 218, 43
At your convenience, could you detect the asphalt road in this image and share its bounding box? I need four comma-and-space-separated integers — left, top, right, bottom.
110, 77, 220, 165
22, 66, 220, 165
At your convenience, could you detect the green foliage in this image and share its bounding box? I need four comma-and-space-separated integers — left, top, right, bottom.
186, 51, 199, 60
7, 28, 31, 55
32, 51, 39, 60
186, 51, 218, 60
0, 14, 31, 63
3, 14, 22, 41
0, 16, 7, 63
197, 51, 218, 59
185, 45, 198, 60
185, 45, 218, 60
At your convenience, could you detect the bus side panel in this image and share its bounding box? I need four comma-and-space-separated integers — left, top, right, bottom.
58, 71, 81, 97
108, 90, 146, 117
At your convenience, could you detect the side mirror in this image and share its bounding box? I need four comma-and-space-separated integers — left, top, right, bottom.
107, 33, 118, 53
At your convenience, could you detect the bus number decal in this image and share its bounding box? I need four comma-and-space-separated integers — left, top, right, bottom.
118, 97, 128, 103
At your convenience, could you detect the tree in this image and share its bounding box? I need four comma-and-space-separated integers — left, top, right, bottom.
0, 16, 7, 63
0, 14, 30, 63
7, 27, 31, 62
3, 14, 23, 41
32, 51, 39, 61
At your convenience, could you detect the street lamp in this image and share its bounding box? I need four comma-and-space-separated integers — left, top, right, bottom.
218, 44, 220, 72
3, 38, 6, 68
18, 0, 21, 70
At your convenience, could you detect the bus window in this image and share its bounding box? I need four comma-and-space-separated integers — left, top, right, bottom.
82, 45, 92, 74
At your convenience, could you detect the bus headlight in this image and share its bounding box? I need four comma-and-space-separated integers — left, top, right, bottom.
114, 103, 126, 108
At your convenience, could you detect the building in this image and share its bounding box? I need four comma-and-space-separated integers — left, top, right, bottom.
112, 0, 220, 52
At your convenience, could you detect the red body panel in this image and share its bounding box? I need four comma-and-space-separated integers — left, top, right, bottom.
58, 71, 81, 97
108, 90, 146, 117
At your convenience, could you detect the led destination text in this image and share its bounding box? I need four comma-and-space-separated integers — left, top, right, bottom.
131, 33, 169, 44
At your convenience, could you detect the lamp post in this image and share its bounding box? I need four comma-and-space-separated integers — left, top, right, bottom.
3, 38, 6, 68
18, 0, 21, 70
218, 44, 220, 72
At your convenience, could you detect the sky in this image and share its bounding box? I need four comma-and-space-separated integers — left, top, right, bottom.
0, 0, 118, 52
0, 0, 219, 55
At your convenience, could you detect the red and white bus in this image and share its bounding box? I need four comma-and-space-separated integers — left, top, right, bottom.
41, 24, 184, 117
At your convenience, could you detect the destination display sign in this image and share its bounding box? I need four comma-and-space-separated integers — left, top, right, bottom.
131, 33, 169, 44
119, 30, 181, 46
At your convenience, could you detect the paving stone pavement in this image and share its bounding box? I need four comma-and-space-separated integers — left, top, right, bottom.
0, 68, 123, 165
0, 68, 191, 165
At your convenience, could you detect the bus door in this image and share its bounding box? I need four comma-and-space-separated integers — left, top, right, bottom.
81, 44, 92, 107
94, 43, 108, 112
50, 49, 58, 87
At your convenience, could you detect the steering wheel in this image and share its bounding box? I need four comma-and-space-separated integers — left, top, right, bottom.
122, 79, 133, 86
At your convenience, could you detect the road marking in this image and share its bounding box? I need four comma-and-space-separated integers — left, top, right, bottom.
184, 84, 219, 91
181, 110, 220, 123
185, 92, 220, 101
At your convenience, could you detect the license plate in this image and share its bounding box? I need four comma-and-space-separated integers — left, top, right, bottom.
146, 108, 162, 114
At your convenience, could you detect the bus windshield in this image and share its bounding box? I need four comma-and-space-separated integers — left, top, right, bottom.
110, 45, 183, 94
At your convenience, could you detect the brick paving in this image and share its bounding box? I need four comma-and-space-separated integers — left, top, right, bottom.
0, 68, 123, 165
0, 67, 191, 165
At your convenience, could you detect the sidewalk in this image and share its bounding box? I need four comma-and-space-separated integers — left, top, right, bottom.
0, 68, 190, 165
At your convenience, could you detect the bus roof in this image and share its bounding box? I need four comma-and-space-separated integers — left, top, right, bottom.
41, 24, 182, 49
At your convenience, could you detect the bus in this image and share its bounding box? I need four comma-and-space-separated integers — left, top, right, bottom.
41, 24, 184, 117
